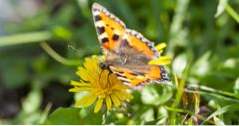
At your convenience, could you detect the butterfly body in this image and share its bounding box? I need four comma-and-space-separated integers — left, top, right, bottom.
92, 3, 169, 88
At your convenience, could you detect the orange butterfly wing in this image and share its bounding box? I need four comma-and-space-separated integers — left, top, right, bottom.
92, 3, 125, 51
92, 3, 169, 88
125, 29, 159, 59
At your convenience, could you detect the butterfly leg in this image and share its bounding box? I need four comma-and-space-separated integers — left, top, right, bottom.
98, 67, 113, 88
106, 72, 113, 88
98, 62, 114, 87
98, 68, 104, 84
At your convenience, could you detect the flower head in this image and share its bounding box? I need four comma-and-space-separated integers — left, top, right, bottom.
69, 56, 132, 113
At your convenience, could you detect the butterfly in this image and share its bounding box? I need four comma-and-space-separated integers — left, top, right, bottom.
92, 3, 169, 88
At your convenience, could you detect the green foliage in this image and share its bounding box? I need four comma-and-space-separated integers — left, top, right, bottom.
45, 108, 102, 125
0, 0, 239, 125
141, 85, 173, 105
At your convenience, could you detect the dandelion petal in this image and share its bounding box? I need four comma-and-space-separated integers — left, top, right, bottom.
111, 94, 121, 107
94, 98, 103, 113
155, 43, 167, 51
76, 67, 91, 81
70, 80, 89, 87
106, 96, 112, 110
148, 56, 171, 65
69, 87, 91, 92
75, 94, 97, 107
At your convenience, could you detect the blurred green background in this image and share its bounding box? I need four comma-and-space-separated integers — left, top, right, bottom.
0, 0, 239, 125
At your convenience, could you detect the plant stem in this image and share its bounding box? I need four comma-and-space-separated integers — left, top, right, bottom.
0, 31, 52, 47
40, 42, 81, 66
170, 64, 190, 124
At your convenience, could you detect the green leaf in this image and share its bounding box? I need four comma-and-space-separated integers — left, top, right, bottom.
14, 86, 42, 124
141, 85, 173, 105
234, 78, 239, 95
191, 51, 211, 77
172, 53, 188, 77
140, 109, 155, 123
22, 88, 42, 114
45, 108, 102, 125
215, 0, 228, 18
156, 106, 168, 124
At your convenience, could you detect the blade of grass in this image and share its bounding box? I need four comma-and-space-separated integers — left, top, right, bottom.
225, 4, 239, 23
39, 103, 52, 124
185, 88, 239, 103
0, 31, 52, 47
188, 84, 239, 99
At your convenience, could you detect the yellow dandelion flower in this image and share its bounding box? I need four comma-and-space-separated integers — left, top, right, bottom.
149, 42, 172, 65
69, 56, 133, 113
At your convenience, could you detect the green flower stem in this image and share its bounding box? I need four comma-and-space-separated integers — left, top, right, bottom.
40, 42, 81, 66
0, 31, 52, 47
226, 4, 239, 23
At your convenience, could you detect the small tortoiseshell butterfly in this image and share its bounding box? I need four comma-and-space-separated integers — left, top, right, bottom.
92, 3, 169, 88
